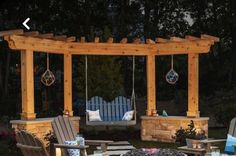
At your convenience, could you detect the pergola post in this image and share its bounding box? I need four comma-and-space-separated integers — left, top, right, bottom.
187, 53, 200, 117
20, 50, 36, 120
63, 53, 73, 116
146, 55, 156, 116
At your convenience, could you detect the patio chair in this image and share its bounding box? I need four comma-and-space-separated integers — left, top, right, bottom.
16, 130, 88, 156
200, 117, 236, 154
52, 116, 113, 155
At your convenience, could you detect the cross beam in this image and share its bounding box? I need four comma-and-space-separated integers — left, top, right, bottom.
5, 35, 213, 56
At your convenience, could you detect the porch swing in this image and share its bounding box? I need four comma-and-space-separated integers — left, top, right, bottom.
85, 56, 137, 126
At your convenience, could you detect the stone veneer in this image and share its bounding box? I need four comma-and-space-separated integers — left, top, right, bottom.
141, 116, 209, 142
10, 116, 80, 145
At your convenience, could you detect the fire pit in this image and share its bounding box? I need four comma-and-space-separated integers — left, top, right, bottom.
123, 149, 186, 156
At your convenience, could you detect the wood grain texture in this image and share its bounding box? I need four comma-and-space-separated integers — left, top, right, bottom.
187, 53, 200, 117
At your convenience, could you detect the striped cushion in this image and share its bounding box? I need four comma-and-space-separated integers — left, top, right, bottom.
64, 140, 80, 156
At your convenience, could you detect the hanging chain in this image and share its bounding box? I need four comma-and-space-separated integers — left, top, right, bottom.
171, 55, 174, 70
47, 53, 49, 70
131, 56, 136, 109
85, 55, 88, 108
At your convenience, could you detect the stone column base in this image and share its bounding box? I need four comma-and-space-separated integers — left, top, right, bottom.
141, 116, 209, 142
11, 116, 80, 146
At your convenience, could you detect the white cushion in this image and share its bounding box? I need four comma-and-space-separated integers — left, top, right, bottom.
86, 110, 102, 121
64, 140, 80, 156
122, 110, 134, 121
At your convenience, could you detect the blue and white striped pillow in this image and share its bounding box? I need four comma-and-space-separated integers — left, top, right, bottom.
64, 140, 80, 156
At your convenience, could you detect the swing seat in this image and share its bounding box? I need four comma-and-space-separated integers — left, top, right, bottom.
86, 96, 136, 126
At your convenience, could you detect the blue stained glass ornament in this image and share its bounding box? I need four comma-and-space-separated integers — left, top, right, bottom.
166, 55, 179, 84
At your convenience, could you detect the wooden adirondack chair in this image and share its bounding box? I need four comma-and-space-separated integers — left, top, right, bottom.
201, 117, 236, 154
16, 130, 49, 156
52, 116, 113, 156
16, 130, 88, 156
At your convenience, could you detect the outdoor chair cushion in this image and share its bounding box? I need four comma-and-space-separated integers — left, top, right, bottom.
86, 110, 102, 121
64, 140, 80, 156
225, 134, 236, 154
122, 110, 134, 121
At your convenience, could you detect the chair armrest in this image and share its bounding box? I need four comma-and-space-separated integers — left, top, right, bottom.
85, 140, 113, 145
54, 144, 89, 149
200, 139, 226, 144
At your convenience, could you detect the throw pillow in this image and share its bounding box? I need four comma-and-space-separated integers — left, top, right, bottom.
122, 110, 134, 121
225, 134, 236, 155
64, 140, 80, 156
86, 110, 102, 121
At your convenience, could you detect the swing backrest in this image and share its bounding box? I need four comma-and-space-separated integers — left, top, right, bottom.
86, 96, 132, 121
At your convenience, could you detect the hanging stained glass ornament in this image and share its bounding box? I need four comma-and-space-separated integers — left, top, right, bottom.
41, 53, 55, 86
165, 55, 179, 84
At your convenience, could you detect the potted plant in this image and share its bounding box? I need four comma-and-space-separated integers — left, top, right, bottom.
175, 120, 207, 148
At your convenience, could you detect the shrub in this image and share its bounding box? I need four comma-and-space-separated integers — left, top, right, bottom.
174, 120, 206, 145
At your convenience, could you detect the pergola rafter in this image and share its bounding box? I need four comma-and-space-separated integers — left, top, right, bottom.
2, 29, 216, 56
0, 29, 219, 120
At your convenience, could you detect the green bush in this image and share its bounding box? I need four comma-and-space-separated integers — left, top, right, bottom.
174, 120, 206, 146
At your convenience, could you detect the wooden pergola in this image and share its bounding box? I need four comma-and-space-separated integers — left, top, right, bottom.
0, 29, 219, 120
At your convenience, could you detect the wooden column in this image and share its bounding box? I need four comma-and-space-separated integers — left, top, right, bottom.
187, 53, 200, 117
64, 53, 73, 116
146, 55, 156, 116
21, 50, 36, 120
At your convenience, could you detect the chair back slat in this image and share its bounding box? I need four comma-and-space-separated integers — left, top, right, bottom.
99, 98, 104, 119
115, 97, 120, 121
16, 131, 49, 156
103, 99, 108, 121
111, 101, 116, 121
87, 96, 133, 122
229, 118, 236, 137
107, 102, 112, 121
119, 97, 124, 120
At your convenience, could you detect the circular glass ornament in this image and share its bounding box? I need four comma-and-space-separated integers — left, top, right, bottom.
165, 69, 179, 84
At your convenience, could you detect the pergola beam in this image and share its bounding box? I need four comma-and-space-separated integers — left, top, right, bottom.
146, 39, 155, 44
107, 37, 114, 43
185, 35, 200, 41
156, 38, 169, 43
66, 36, 76, 42
23, 31, 40, 36
120, 38, 128, 43
201, 34, 220, 42
170, 37, 186, 42
37, 33, 54, 39
5, 35, 213, 56
0, 29, 24, 37
94, 37, 99, 43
